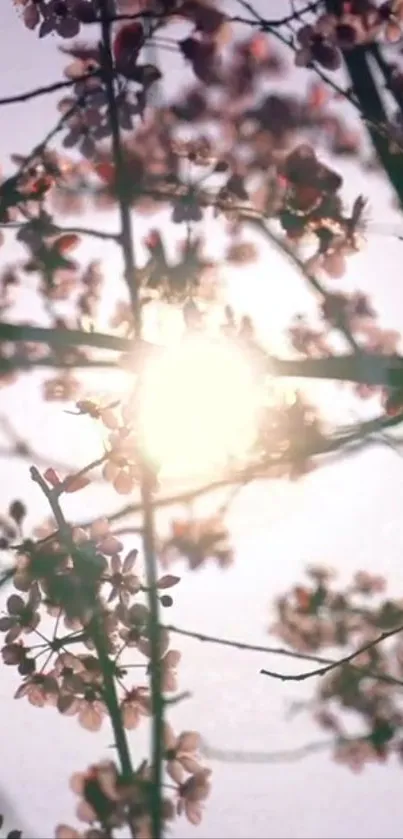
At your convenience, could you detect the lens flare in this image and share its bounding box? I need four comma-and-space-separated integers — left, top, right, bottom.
138, 336, 262, 480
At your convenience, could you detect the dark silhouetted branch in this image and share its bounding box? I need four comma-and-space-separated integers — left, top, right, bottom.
261, 622, 403, 683
1, 220, 120, 242
167, 623, 403, 688
0, 73, 97, 107
4, 321, 403, 387
99, 1, 163, 834
0, 357, 117, 373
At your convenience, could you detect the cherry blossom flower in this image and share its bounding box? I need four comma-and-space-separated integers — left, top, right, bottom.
120, 686, 151, 729
353, 571, 386, 594
334, 739, 377, 772
106, 550, 141, 605
73, 518, 123, 558
56, 826, 106, 839
119, 602, 151, 647
0, 586, 41, 642
103, 429, 142, 494
378, 0, 403, 41
295, 22, 341, 70
70, 761, 122, 825
15, 673, 59, 707
164, 724, 202, 784
160, 516, 233, 570
176, 768, 212, 825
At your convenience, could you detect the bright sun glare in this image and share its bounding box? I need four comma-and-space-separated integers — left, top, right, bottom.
138, 336, 262, 480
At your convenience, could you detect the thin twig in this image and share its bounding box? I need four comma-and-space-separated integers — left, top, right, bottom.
75, 411, 403, 529
81, 2, 320, 27
1, 96, 81, 190
0, 413, 107, 479
1, 220, 120, 243
166, 623, 403, 688
0, 73, 97, 107
261, 622, 403, 682
250, 218, 361, 354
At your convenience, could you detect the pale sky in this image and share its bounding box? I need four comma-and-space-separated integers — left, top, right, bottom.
2, 3, 403, 838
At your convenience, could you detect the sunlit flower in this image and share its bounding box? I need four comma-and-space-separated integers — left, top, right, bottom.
103, 430, 142, 494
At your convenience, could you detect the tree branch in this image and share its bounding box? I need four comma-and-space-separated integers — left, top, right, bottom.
4, 321, 403, 387
250, 218, 361, 354
74, 410, 403, 532
30, 465, 134, 781
0, 73, 97, 107
0, 414, 107, 479
261, 620, 403, 682
0, 357, 118, 372
167, 623, 403, 688
320, 1, 403, 205
1, 220, 120, 243
0, 322, 129, 353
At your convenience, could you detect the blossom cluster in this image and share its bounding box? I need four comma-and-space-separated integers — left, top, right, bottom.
270, 566, 403, 771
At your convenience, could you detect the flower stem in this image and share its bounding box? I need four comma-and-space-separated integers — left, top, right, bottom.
98, 5, 164, 836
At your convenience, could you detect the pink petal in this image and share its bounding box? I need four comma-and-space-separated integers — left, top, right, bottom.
64, 474, 91, 493
55, 826, 81, 839
69, 772, 85, 795
103, 460, 118, 482
163, 669, 177, 692
167, 759, 184, 785
44, 467, 61, 486
110, 554, 122, 574
114, 471, 135, 494
123, 549, 138, 572
157, 574, 181, 589
123, 703, 140, 730
181, 756, 202, 774
163, 722, 177, 750
164, 649, 181, 669
78, 704, 103, 732
76, 800, 96, 824
296, 24, 313, 45
23, 4, 40, 30
100, 408, 119, 429
90, 517, 110, 539
177, 731, 200, 753
7, 594, 24, 615
100, 535, 123, 556
185, 802, 202, 826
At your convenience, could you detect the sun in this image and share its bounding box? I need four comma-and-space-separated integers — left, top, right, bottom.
138, 335, 263, 481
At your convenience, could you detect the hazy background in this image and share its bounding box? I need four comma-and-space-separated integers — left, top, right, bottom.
2, 2, 403, 837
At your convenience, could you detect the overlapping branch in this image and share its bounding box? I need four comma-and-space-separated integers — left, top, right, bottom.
3, 320, 403, 387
